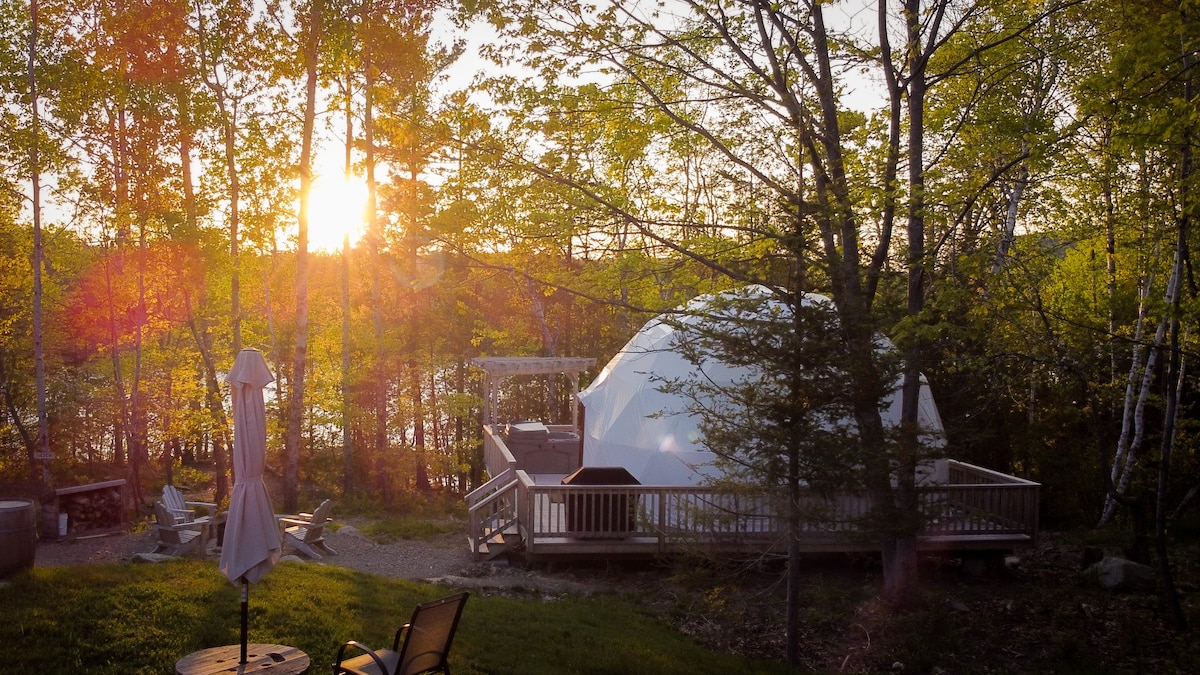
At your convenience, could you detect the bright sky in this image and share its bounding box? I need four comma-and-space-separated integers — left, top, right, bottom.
304, 161, 368, 253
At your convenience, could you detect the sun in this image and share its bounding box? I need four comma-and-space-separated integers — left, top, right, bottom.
305, 172, 368, 253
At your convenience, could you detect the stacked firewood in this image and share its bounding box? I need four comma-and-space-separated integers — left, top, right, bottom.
60, 487, 122, 533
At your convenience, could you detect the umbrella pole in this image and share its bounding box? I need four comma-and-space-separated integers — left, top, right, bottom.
240, 578, 249, 664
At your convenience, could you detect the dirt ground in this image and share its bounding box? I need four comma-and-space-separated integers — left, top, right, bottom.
31, 518, 630, 597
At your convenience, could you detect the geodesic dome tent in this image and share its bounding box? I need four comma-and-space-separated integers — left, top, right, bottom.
576, 286, 945, 485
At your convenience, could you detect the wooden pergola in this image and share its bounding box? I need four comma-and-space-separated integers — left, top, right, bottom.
472, 357, 596, 428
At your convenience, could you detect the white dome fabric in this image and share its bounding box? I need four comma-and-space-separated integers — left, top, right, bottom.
577, 286, 945, 486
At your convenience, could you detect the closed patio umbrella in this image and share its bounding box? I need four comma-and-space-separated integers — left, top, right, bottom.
220, 348, 282, 665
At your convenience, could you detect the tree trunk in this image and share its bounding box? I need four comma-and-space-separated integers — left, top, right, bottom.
785, 431, 803, 666
412, 362, 430, 492
201, 329, 231, 505
456, 357, 473, 491
1155, 53, 1194, 629
342, 70, 355, 498
28, 0, 53, 493
195, 0, 244, 354
175, 86, 231, 501
0, 351, 35, 456
222, 102, 243, 354
123, 211, 154, 509
1157, 327, 1186, 630
1101, 153, 1161, 525
284, 0, 322, 514
990, 155, 1029, 274
1101, 271, 1166, 525
364, 37, 388, 503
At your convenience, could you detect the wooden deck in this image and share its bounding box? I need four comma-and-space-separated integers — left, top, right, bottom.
468, 425, 1040, 562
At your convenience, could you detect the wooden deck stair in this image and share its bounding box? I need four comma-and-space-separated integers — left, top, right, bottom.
471, 524, 521, 561
467, 469, 524, 561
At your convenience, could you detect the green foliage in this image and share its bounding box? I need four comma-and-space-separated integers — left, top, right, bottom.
170, 464, 211, 491
335, 490, 467, 524
657, 286, 876, 493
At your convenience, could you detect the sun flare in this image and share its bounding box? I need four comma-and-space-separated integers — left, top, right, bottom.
304, 173, 368, 253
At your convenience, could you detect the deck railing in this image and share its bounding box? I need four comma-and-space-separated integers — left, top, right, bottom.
477, 425, 1040, 557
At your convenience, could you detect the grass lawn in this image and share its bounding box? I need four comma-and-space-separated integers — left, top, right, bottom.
0, 559, 797, 675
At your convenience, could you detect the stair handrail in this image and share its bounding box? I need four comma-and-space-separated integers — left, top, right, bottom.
468, 476, 521, 556
470, 477, 520, 513
466, 467, 517, 508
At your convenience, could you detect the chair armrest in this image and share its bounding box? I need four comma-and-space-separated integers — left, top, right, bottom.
334, 640, 388, 675
185, 500, 217, 515
277, 517, 308, 527
173, 517, 211, 531
391, 622, 412, 651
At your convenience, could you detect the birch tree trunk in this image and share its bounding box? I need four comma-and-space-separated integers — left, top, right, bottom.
991, 157, 1029, 275
1099, 255, 1164, 525
1154, 45, 1195, 631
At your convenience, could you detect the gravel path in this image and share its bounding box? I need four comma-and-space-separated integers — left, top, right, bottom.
35, 521, 473, 580
31, 520, 622, 596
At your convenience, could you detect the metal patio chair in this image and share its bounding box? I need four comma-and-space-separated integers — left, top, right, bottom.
333, 592, 470, 675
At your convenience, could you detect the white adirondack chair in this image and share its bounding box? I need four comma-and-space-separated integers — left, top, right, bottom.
161, 484, 217, 525
152, 502, 209, 557
278, 499, 337, 560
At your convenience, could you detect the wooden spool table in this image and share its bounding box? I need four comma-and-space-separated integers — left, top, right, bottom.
176, 643, 309, 675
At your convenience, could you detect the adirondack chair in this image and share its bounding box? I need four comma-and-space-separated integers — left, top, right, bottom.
152, 502, 209, 557
161, 484, 217, 525
278, 499, 336, 560
333, 592, 470, 675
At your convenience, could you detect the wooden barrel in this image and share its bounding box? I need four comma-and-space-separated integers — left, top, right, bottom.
0, 499, 37, 578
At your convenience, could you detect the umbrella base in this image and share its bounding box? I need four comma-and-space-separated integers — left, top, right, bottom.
176, 643, 309, 675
